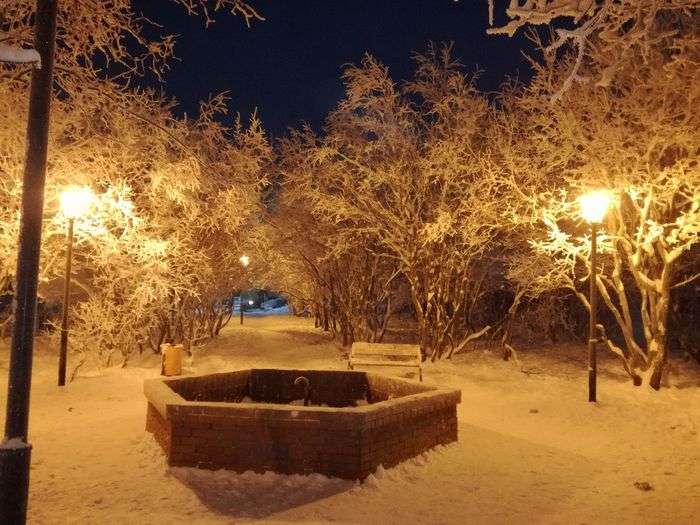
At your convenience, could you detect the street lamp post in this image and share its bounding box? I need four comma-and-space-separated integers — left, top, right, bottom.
240, 293, 245, 325
57, 187, 93, 387
239, 255, 250, 325
0, 2, 59, 522
579, 190, 611, 403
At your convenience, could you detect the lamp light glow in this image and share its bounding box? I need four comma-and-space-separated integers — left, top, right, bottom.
579, 190, 611, 224
239, 255, 250, 267
248, 300, 254, 305
60, 186, 94, 219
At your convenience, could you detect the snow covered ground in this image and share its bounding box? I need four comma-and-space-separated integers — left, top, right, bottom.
241, 305, 290, 317
1, 316, 699, 524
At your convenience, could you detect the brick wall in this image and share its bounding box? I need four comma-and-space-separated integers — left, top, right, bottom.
167, 370, 251, 402
166, 369, 371, 407
366, 373, 431, 402
145, 370, 460, 480
146, 402, 172, 455
249, 369, 369, 407
358, 401, 458, 478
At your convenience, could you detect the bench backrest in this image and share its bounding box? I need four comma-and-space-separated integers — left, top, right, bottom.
351, 342, 420, 359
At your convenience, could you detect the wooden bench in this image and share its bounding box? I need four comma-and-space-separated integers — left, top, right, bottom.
348, 342, 423, 381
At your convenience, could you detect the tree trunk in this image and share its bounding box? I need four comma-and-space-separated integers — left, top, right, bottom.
645, 289, 670, 390
645, 339, 667, 390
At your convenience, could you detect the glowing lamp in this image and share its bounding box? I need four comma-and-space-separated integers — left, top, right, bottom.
239, 255, 250, 267
579, 190, 611, 224
578, 189, 612, 403
60, 186, 94, 219
248, 300, 254, 306
57, 185, 94, 387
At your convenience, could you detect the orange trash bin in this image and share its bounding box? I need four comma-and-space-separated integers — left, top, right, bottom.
161, 343, 183, 376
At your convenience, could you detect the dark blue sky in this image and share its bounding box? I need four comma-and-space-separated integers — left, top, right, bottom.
133, 1, 534, 138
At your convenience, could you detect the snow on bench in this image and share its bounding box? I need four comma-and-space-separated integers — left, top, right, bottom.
348, 342, 423, 382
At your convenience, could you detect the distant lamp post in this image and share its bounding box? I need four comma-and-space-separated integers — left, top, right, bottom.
579, 189, 611, 402
239, 255, 250, 325
57, 186, 93, 386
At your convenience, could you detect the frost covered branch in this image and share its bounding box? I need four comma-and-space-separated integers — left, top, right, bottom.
173, 0, 264, 26
486, 0, 596, 37
485, 0, 698, 99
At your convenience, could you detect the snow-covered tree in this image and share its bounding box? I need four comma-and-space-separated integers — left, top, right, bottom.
485, 0, 699, 100
277, 46, 507, 358
489, 5, 699, 388
1, 1, 269, 370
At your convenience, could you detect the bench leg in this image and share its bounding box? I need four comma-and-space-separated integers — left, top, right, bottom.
348, 361, 353, 370
419, 367, 423, 382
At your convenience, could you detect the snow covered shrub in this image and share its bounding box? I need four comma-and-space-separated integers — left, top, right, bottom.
503, 292, 586, 346
277, 46, 508, 357
489, 5, 700, 388
1, 3, 270, 373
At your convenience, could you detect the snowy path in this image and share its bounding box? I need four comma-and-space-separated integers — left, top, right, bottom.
1, 316, 699, 524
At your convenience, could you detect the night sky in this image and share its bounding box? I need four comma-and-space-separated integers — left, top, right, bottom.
133, 1, 535, 138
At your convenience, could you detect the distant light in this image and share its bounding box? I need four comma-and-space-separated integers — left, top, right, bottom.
248, 300, 254, 305
239, 255, 250, 267
579, 190, 612, 224
60, 186, 94, 219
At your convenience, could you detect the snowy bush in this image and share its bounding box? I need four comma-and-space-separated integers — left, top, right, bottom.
1, 2, 270, 373
276, 46, 507, 358
488, 4, 700, 388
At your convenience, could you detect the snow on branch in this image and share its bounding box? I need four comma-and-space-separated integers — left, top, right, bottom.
173, 0, 265, 27
486, 1, 602, 101
485, 1, 696, 101
486, 0, 596, 37
0, 32, 41, 68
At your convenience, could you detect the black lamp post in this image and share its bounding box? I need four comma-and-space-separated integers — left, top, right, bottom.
0, 1, 58, 522
57, 187, 93, 386
579, 190, 611, 403
239, 255, 250, 325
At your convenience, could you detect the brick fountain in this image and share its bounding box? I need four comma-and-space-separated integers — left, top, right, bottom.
144, 369, 460, 480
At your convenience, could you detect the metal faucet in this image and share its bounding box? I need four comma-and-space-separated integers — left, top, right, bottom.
294, 376, 311, 406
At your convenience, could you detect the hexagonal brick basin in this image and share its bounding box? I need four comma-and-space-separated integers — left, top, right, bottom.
144, 369, 460, 480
